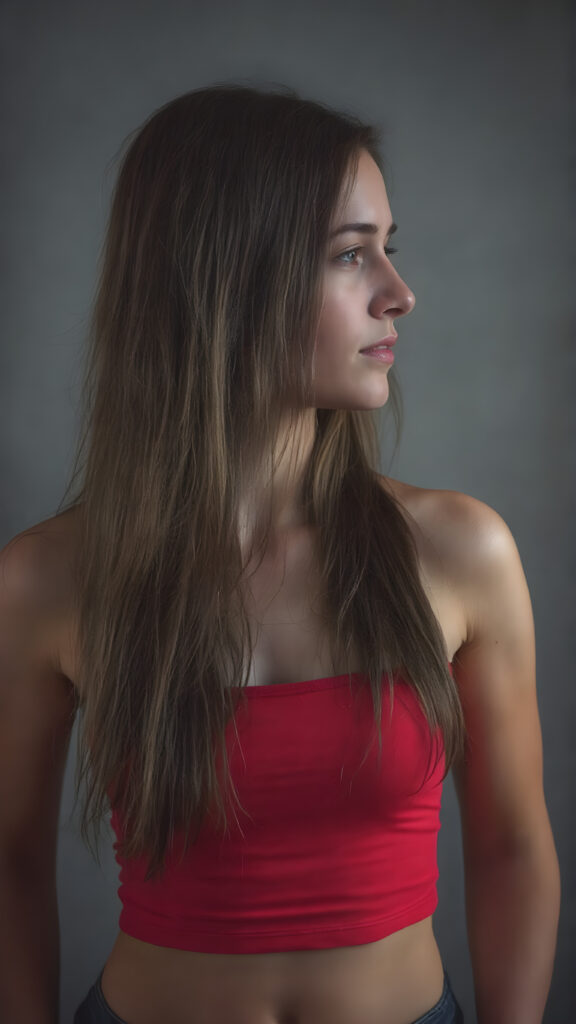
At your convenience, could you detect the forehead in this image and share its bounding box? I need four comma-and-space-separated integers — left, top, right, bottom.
335, 149, 392, 224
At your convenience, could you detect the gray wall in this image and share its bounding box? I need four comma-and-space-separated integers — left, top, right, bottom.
1, 1, 573, 1020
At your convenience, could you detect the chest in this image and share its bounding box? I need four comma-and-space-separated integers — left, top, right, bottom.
240, 528, 334, 686
59, 522, 466, 691
239, 527, 464, 687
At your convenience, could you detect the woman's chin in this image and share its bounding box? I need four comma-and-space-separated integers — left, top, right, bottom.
311, 378, 391, 411
347, 383, 391, 411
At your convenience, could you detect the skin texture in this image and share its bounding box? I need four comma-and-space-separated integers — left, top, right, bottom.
312, 149, 415, 412
0, 150, 560, 1024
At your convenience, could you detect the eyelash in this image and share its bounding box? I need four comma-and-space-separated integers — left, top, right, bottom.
337, 246, 398, 265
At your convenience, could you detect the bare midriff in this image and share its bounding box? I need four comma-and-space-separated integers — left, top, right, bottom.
99, 916, 445, 1024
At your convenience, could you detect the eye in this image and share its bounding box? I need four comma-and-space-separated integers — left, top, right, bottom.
336, 246, 399, 265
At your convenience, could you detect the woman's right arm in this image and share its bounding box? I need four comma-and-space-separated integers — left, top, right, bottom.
0, 529, 77, 1024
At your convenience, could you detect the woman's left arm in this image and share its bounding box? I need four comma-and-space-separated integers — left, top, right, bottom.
443, 494, 561, 1024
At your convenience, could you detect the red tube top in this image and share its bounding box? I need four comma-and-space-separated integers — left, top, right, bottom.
110, 668, 449, 954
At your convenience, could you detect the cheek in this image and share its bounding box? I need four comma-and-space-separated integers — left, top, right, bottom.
312, 328, 354, 390
313, 329, 339, 373
314, 305, 352, 355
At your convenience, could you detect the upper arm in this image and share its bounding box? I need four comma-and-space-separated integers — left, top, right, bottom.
0, 530, 77, 877
437, 493, 553, 860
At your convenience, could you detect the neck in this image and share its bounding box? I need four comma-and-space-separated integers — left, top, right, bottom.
238, 410, 317, 552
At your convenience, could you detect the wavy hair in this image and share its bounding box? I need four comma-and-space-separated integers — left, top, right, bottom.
59, 83, 466, 879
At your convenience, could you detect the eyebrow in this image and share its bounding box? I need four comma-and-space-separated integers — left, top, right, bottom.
329, 221, 398, 240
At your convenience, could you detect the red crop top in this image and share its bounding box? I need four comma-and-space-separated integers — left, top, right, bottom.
110, 667, 449, 954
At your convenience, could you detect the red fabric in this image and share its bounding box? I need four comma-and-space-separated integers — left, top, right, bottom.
110, 667, 449, 954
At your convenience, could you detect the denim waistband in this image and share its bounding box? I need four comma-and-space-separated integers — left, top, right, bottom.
74, 964, 463, 1023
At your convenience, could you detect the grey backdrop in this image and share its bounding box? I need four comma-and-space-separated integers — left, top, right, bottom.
1, 1, 574, 1021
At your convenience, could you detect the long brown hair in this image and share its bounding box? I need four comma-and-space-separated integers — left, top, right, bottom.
59, 83, 466, 880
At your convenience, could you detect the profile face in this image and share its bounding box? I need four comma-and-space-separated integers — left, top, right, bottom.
311, 149, 416, 410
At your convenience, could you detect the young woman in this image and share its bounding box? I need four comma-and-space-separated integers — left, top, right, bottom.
0, 84, 560, 1024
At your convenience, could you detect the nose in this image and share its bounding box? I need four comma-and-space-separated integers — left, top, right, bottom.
370, 264, 416, 320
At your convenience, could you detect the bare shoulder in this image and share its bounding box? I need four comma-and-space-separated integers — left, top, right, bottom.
1, 505, 81, 604
380, 477, 554, 862
0, 510, 82, 861
379, 475, 531, 659
0, 505, 82, 681
380, 475, 516, 584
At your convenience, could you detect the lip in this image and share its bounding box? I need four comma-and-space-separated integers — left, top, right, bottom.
361, 347, 394, 364
360, 334, 397, 352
